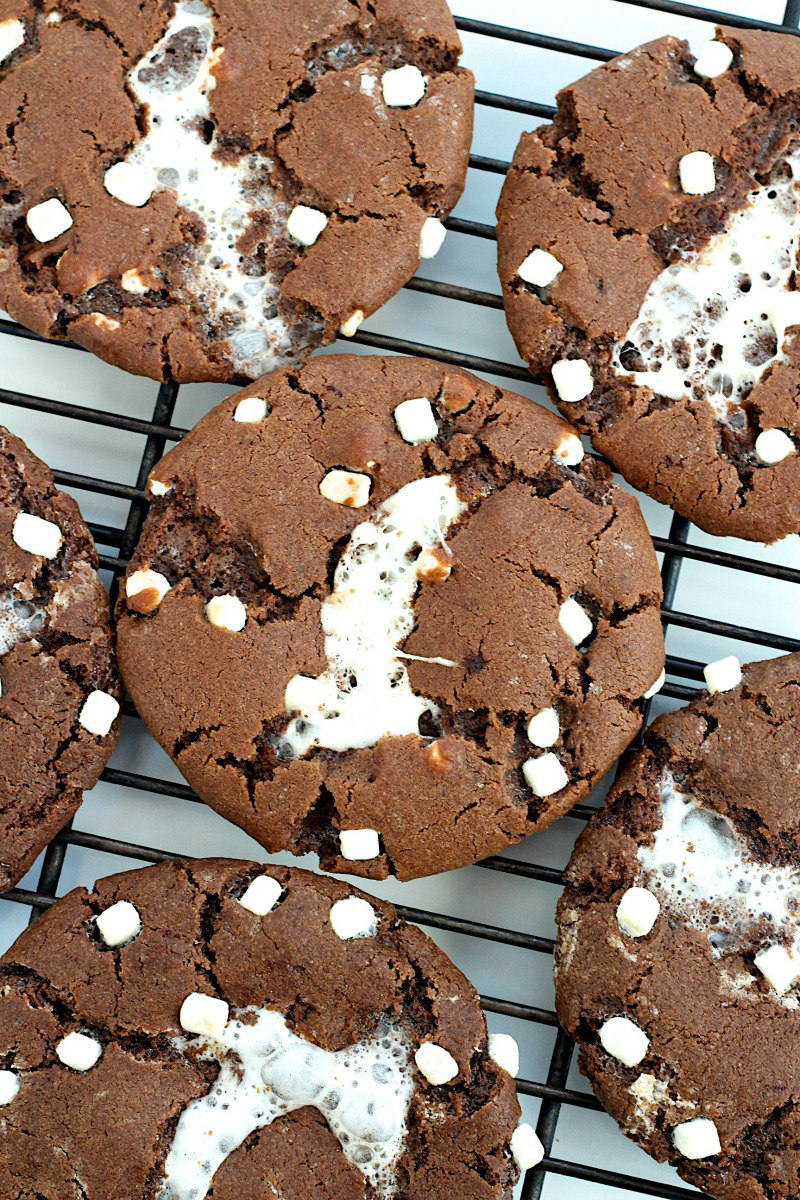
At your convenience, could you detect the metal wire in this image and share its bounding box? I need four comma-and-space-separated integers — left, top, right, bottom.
1, 3, 798, 1197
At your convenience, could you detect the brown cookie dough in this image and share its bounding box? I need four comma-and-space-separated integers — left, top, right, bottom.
115, 354, 664, 881
555, 651, 800, 1200
0, 426, 119, 891
497, 27, 800, 541
0, 0, 472, 382
0, 858, 528, 1198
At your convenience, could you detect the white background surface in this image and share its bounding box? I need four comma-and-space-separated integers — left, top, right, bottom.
1, 2, 798, 1198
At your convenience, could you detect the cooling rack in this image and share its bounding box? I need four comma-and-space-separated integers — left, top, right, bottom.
2, 1, 800, 1197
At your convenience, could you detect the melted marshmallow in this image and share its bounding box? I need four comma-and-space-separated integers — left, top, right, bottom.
278, 474, 466, 758
159, 1008, 413, 1200
0, 589, 46, 655
614, 147, 800, 420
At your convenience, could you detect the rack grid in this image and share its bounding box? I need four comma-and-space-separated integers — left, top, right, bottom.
1, 2, 799, 1197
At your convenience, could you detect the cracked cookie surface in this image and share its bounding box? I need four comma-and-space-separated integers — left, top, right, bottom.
0, 426, 119, 891
0, 0, 472, 382
497, 27, 800, 541
555, 652, 800, 1200
0, 858, 522, 1198
116, 354, 664, 880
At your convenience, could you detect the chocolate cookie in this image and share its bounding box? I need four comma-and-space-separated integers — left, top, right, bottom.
555, 651, 800, 1200
0, 426, 119, 891
116, 354, 664, 880
497, 27, 800, 541
0, 857, 538, 1197
0, 0, 472, 383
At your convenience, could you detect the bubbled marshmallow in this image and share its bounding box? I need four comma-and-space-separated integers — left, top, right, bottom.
329, 896, 377, 940
558, 596, 593, 646
694, 39, 733, 79
599, 1016, 649, 1067
12, 512, 62, 558
488, 1032, 519, 1077
551, 358, 593, 403
26, 197, 72, 242
394, 397, 438, 444
319, 468, 372, 508
205, 594, 247, 632
616, 886, 660, 938
518, 248, 562, 288
703, 655, 742, 695
755, 428, 795, 464
287, 204, 328, 246
79, 690, 120, 737
382, 64, 427, 108
672, 1117, 721, 1160
523, 752, 568, 798
233, 395, 270, 423
0, 1069, 20, 1105
238, 875, 283, 916
0, 17, 25, 62
96, 900, 141, 947
419, 216, 446, 259
57, 1032, 102, 1071
414, 1042, 458, 1085
104, 161, 156, 207
679, 151, 716, 196
510, 1122, 544, 1170
527, 707, 559, 748
180, 992, 229, 1040
339, 828, 381, 861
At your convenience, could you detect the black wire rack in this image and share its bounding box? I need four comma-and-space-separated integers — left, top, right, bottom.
2, 2, 800, 1197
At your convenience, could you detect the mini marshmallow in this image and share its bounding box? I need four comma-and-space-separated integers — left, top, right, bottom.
694, 39, 734, 79
616, 886, 660, 938
755, 944, 800, 995
417, 546, 453, 582
104, 161, 155, 207
26, 197, 73, 242
95, 900, 141, 947
679, 151, 716, 196
419, 216, 446, 259
488, 1032, 519, 1077
340, 309, 365, 338
0, 18, 25, 62
329, 896, 377, 940
527, 707, 559, 748
339, 828, 381, 860
180, 992, 229, 1040
518, 248, 563, 288
126, 568, 171, 614
558, 596, 593, 646
551, 358, 593, 403
121, 268, 150, 294
12, 512, 62, 558
703, 655, 742, 695
238, 875, 283, 916
79, 690, 120, 737
91, 313, 120, 332
205, 594, 247, 632
394, 397, 438, 444
510, 1122, 544, 1170
553, 433, 584, 467
643, 668, 666, 700
755, 428, 795, 465
287, 205, 328, 246
56, 1032, 102, 1072
673, 1117, 721, 1160
233, 395, 270, 423
523, 752, 569, 798
319, 469, 372, 508
0, 1070, 20, 1106
599, 1016, 649, 1067
382, 63, 427, 108
284, 674, 337, 714
149, 478, 172, 497
414, 1042, 458, 1085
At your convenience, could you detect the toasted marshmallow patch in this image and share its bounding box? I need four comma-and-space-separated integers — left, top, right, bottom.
26, 197, 72, 242
643, 668, 666, 700
679, 151, 716, 195
553, 432, 584, 467
79, 690, 120, 737
523, 752, 569, 798
104, 161, 156, 207
205, 594, 247, 632
287, 204, 328, 246
56, 1032, 102, 1071
329, 896, 377, 940
488, 1032, 519, 1077
694, 39, 734, 79
755, 944, 800, 995
414, 1042, 458, 1085
96, 900, 141, 947
558, 596, 593, 646
149, 478, 172, 497
319, 468, 372, 508
126, 568, 171, 614
339, 828, 381, 860
180, 993, 229, 1040
0, 1069, 20, 1106
382, 63, 426, 107
527, 707, 559, 748
340, 309, 365, 338
551, 358, 593, 403
510, 1122, 544, 1170
616, 886, 660, 937
518, 248, 562, 288
703, 655, 742, 694
0, 18, 25, 61
233, 395, 269, 423
419, 216, 446, 259
417, 546, 453, 582
238, 875, 283, 916
12, 512, 62, 558
394, 397, 438, 444
599, 1016, 649, 1067
756, 428, 795, 464
673, 1117, 721, 1160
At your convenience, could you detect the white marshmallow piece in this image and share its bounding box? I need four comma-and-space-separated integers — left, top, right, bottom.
284, 673, 338, 715
104, 161, 156, 207
0, 1069, 20, 1106
523, 752, 569, 798
518, 248, 563, 288
238, 875, 283, 916
488, 1032, 519, 1078
616, 886, 660, 938
179, 992, 229, 1041
673, 1117, 721, 1160
755, 944, 800, 995
340, 309, 365, 338
755, 428, 795, 465
679, 151, 716, 196
415, 1042, 458, 1085
319, 468, 372, 508
205, 594, 247, 632
12, 512, 62, 559
339, 828, 381, 861
26, 197, 72, 242
287, 204, 328, 247
126, 568, 170, 609
382, 64, 427, 108
558, 596, 593, 646
553, 432, 585, 467
56, 1032, 102, 1072
149, 478, 172, 496
510, 1122, 544, 1170
233, 395, 269, 423
0, 18, 25, 62
121, 268, 150, 294
394, 397, 438, 445
694, 40, 734, 80
599, 1016, 649, 1067
551, 358, 593, 404
95, 900, 141, 947
329, 896, 377, 940
419, 216, 446, 259
643, 668, 666, 700
703, 654, 742, 695
527, 707, 559, 748
79, 690, 120, 737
